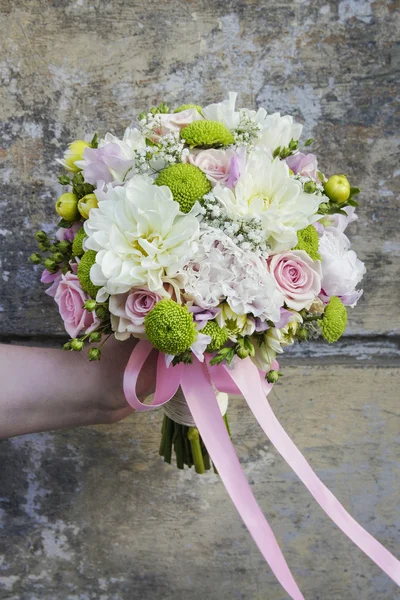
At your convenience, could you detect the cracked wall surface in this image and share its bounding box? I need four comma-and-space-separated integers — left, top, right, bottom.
0, 1, 399, 599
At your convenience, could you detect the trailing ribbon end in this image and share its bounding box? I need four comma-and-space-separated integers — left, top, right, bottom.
181, 359, 305, 600
222, 357, 400, 588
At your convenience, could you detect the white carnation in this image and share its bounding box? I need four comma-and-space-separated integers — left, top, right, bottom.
318, 227, 365, 307
183, 227, 284, 322
84, 176, 199, 299
202, 92, 241, 129
213, 149, 321, 252
250, 109, 303, 152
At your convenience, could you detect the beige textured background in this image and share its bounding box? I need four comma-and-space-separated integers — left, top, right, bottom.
0, 1, 399, 599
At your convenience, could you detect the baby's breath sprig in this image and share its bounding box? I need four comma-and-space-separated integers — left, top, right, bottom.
232, 110, 261, 150
200, 192, 269, 256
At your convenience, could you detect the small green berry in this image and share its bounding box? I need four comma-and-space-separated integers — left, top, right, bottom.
304, 181, 317, 194
57, 240, 71, 253
29, 252, 42, 265
52, 252, 65, 264
89, 331, 102, 342
71, 338, 84, 351
265, 370, 281, 384
88, 348, 101, 361
95, 306, 108, 320
84, 299, 97, 312
35, 230, 48, 242
43, 257, 57, 272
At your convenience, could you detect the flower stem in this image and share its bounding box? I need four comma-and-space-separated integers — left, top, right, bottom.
188, 427, 205, 474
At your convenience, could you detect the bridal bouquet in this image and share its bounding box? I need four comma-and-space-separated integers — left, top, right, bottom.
31, 93, 399, 598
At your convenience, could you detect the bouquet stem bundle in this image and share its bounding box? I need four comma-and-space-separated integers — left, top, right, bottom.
159, 387, 230, 473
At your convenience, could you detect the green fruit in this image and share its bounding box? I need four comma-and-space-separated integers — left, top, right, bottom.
78, 193, 98, 219
324, 175, 351, 204
56, 192, 80, 221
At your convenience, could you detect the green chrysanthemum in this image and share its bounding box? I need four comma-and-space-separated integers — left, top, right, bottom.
202, 320, 229, 353
180, 120, 235, 148
294, 225, 321, 261
71, 227, 87, 258
144, 299, 198, 355
174, 103, 203, 115
155, 163, 211, 213
77, 250, 100, 299
318, 297, 347, 343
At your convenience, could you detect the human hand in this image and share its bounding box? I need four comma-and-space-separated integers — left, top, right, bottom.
0, 337, 156, 438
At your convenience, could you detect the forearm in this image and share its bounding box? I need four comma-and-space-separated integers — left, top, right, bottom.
0, 339, 148, 438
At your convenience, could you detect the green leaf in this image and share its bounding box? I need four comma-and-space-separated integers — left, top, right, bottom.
57, 219, 73, 228
58, 175, 71, 186
349, 186, 360, 197
346, 198, 360, 207
304, 138, 314, 147
273, 146, 281, 158
317, 170, 325, 183
327, 207, 347, 215
90, 133, 99, 148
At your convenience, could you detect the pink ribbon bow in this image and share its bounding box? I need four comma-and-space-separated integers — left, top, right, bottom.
123, 340, 400, 598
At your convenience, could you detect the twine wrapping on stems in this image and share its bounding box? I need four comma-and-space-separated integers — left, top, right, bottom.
163, 386, 228, 427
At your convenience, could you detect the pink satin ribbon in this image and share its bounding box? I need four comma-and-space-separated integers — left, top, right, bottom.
123, 341, 400, 596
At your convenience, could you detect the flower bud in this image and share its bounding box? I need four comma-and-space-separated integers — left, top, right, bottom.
95, 306, 108, 320
37, 241, 50, 252
89, 331, 102, 342
78, 193, 98, 219
62, 140, 90, 173
318, 202, 329, 214
29, 252, 42, 264
236, 345, 250, 359
52, 252, 65, 264
56, 192, 80, 221
243, 337, 255, 357
88, 348, 101, 361
304, 181, 317, 194
57, 240, 71, 253
265, 370, 282, 384
43, 257, 57, 272
35, 230, 48, 243
71, 338, 84, 351
84, 299, 97, 312
297, 327, 309, 342
324, 174, 351, 204
63, 342, 72, 351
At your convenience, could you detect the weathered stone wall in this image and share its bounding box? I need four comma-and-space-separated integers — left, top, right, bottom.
0, 1, 399, 599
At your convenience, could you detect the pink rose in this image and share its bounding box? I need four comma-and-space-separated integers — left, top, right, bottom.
109, 288, 162, 340
150, 108, 203, 141
187, 147, 246, 188
268, 250, 322, 311
41, 269, 62, 298
54, 267, 99, 338
286, 152, 318, 179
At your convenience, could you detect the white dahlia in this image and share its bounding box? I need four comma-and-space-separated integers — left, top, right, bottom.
83, 176, 199, 299
213, 149, 321, 252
